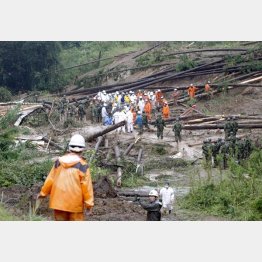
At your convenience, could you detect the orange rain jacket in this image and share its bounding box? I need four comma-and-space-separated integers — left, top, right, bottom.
205, 83, 211, 92
39, 153, 94, 213
144, 101, 152, 120
156, 91, 164, 102
162, 104, 170, 119
188, 86, 198, 98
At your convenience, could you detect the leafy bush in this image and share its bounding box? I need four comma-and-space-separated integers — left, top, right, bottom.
0, 87, 12, 102
180, 149, 262, 220
176, 55, 196, 72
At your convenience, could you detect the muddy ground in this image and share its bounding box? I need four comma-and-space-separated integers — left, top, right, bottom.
3, 68, 262, 221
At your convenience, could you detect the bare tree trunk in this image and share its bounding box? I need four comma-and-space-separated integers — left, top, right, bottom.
114, 145, 122, 187
89, 136, 104, 163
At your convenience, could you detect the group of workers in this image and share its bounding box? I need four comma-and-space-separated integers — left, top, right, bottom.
202, 116, 253, 169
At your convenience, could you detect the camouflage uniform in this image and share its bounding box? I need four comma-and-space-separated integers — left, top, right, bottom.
212, 138, 222, 167
154, 115, 166, 139
78, 103, 86, 122
202, 139, 212, 164
224, 117, 231, 140
220, 140, 230, 169
89, 102, 96, 123
230, 117, 238, 139
243, 138, 252, 159
172, 119, 182, 143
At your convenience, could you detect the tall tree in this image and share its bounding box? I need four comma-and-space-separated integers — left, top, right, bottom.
0, 41, 62, 92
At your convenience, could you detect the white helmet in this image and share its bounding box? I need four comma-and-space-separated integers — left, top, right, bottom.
69, 134, 86, 152
103, 90, 106, 94
158, 89, 161, 92
116, 91, 119, 95
149, 189, 159, 197
174, 88, 177, 91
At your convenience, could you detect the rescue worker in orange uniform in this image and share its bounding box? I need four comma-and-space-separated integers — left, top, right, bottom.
204, 80, 213, 99
37, 134, 94, 221
144, 99, 152, 120
188, 84, 198, 99
155, 89, 164, 103
162, 102, 170, 119
173, 88, 181, 106
131, 107, 137, 124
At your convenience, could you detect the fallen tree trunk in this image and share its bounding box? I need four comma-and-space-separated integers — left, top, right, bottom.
114, 145, 122, 187
183, 124, 262, 130
161, 48, 247, 57
132, 42, 164, 59
42, 137, 64, 150
86, 121, 126, 142
89, 136, 104, 163
124, 143, 135, 156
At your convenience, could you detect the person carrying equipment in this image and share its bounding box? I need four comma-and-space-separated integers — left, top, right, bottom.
137, 189, 162, 221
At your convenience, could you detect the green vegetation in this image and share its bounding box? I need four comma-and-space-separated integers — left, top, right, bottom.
0, 86, 12, 102
180, 150, 262, 220
175, 55, 196, 72
0, 108, 52, 187
0, 204, 18, 220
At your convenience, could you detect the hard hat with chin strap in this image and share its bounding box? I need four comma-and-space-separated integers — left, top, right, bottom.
69, 134, 86, 152
149, 189, 159, 197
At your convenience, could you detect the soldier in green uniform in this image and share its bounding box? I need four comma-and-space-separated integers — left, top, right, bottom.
230, 116, 238, 139
172, 117, 182, 143
224, 117, 231, 140
89, 101, 96, 124
142, 111, 150, 130
243, 137, 252, 159
94, 103, 100, 123
228, 136, 237, 158
97, 102, 102, 123
202, 139, 212, 165
212, 138, 222, 167
154, 115, 166, 139
78, 102, 86, 122
220, 140, 230, 169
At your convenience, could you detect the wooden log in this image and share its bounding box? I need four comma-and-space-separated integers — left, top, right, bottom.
114, 145, 122, 187
86, 121, 126, 142
42, 137, 64, 150
137, 148, 143, 164
132, 42, 164, 59
183, 124, 262, 130
89, 136, 104, 163
123, 143, 135, 156
104, 137, 109, 148
161, 48, 247, 57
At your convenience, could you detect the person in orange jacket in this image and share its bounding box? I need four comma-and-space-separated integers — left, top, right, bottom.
162, 102, 170, 119
155, 89, 163, 103
131, 107, 137, 124
188, 84, 198, 99
173, 88, 181, 106
37, 134, 94, 221
144, 99, 152, 120
204, 80, 213, 99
